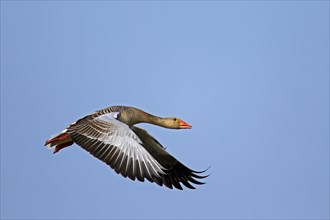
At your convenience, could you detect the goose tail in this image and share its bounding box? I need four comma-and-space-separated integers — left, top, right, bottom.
44, 131, 74, 154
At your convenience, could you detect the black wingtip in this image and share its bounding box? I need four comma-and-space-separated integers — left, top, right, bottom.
192, 165, 211, 174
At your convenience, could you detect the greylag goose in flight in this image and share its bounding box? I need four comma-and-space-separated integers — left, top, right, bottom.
45, 105, 208, 190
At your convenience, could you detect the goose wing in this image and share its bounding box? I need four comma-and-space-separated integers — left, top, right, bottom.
131, 126, 208, 190
66, 112, 166, 183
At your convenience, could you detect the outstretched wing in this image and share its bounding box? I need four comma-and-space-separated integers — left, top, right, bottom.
66, 112, 166, 183
131, 126, 209, 190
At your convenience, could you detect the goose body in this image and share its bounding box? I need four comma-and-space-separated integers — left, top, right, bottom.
45, 105, 208, 190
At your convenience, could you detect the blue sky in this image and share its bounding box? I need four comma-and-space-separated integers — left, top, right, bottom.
1, 1, 329, 219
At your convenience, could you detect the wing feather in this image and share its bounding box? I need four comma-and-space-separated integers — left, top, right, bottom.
67, 112, 165, 182
130, 126, 209, 190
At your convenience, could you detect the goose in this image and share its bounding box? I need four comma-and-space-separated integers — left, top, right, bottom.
44, 105, 208, 190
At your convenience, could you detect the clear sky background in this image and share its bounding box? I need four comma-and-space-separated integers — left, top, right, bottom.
1, 1, 329, 219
